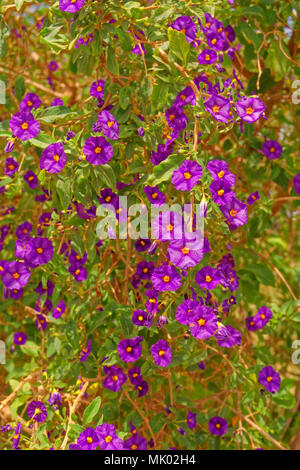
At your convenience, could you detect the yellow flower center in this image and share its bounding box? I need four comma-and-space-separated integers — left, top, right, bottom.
27, 100, 33, 106
8, 164, 14, 170
13, 272, 20, 279
230, 209, 237, 217
21, 122, 28, 130
166, 224, 174, 232
180, 95, 186, 101
152, 192, 158, 199
184, 172, 191, 180
267, 376, 273, 382
270, 147, 275, 152
205, 275, 212, 282
169, 114, 175, 121
143, 268, 148, 273
53, 154, 60, 162
37, 247, 43, 254
86, 437, 93, 444
217, 170, 225, 178
75, 269, 80, 275
217, 189, 224, 196
105, 196, 111, 202
198, 318, 206, 326
158, 350, 165, 356
246, 107, 254, 115
126, 346, 133, 353
138, 315, 144, 321
182, 247, 190, 255
112, 375, 118, 382
105, 435, 112, 443
163, 275, 170, 283
211, 38, 217, 45
95, 147, 102, 154
107, 120, 114, 128
131, 444, 138, 450
149, 298, 156, 303
96, 86, 102, 92
205, 54, 211, 61
216, 423, 221, 429
213, 105, 220, 113
260, 314, 265, 319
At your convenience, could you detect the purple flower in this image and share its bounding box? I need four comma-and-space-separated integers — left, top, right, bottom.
167, 231, 205, 269
35, 314, 48, 331
83, 136, 113, 165
13, 332, 27, 345
128, 367, 142, 385
11, 422, 21, 449
236, 97, 265, 123
258, 366, 281, 393
9, 111, 40, 141
145, 289, 159, 314
134, 238, 151, 252
204, 94, 231, 123
80, 340, 91, 362
208, 416, 228, 436
4, 158, 19, 177
117, 336, 143, 363
210, 180, 234, 206
19, 93, 41, 112
198, 49, 218, 65
293, 174, 300, 194
262, 140, 282, 160
51, 97, 64, 106
23, 170, 38, 189
246, 316, 259, 331
247, 191, 260, 205
176, 299, 200, 325
151, 339, 172, 367
151, 142, 174, 165
206, 159, 235, 187
151, 264, 181, 292
174, 86, 196, 107
4, 140, 14, 153
90, 79, 105, 99
52, 300, 66, 319
69, 262, 88, 281
1, 261, 31, 289
96, 423, 123, 450
134, 379, 149, 397
48, 392, 62, 408
15, 237, 33, 259
96, 110, 119, 140
132, 310, 153, 328
24, 237, 53, 267
171, 160, 202, 191
40, 142, 66, 174
35, 280, 54, 296
48, 61, 58, 71
60, 0, 86, 13
165, 106, 188, 131
103, 367, 127, 392
220, 198, 248, 229
144, 185, 166, 206
27, 401, 47, 423
136, 260, 155, 280
77, 428, 99, 450
123, 434, 147, 450
189, 305, 218, 340
171, 16, 197, 44
195, 266, 221, 290
152, 211, 186, 242
187, 411, 197, 430
215, 324, 241, 348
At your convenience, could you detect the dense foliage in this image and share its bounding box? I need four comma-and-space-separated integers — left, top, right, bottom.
0, 0, 300, 451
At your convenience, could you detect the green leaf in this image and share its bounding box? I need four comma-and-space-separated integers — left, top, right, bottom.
151, 82, 169, 111
147, 153, 186, 186
167, 27, 190, 65
93, 164, 116, 189
65, 320, 79, 349
56, 178, 71, 210
14, 76, 25, 100
83, 397, 102, 425
37, 106, 73, 124
119, 87, 131, 110
30, 133, 53, 149
106, 46, 119, 76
